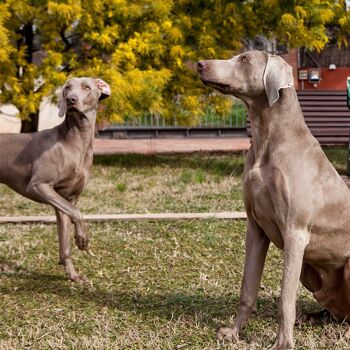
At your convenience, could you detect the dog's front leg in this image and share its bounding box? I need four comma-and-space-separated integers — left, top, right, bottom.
218, 217, 270, 342
272, 232, 309, 350
56, 209, 88, 283
27, 182, 89, 251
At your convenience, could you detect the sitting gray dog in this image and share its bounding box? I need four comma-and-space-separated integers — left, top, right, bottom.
0, 77, 111, 283
198, 50, 350, 349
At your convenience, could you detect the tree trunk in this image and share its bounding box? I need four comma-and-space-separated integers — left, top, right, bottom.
19, 22, 38, 133
21, 112, 39, 133
23, 22, 33, 63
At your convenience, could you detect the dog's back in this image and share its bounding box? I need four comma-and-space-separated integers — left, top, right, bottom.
0, 128, 62, 196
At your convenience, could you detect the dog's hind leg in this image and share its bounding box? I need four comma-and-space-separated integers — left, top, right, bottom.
341, 258, 350, 338
297, 263, 328, 325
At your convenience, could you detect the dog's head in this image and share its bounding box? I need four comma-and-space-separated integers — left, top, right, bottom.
197, 50, 293, 107
58, 77, 111, 118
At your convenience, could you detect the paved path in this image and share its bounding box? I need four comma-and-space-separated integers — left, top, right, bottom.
93, 138, 250, 155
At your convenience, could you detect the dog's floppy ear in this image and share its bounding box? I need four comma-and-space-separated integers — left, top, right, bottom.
95, 78, 111, 100
57, 87, 66, 118
263, 54, 294, 107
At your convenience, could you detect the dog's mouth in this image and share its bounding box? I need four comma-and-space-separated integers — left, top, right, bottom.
67, 104, 83, 113
67, 103, 93, 119
200, 78, 231, 93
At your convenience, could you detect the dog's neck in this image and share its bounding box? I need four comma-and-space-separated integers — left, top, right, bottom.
59, 109, 97, 152
246, 88, 311, 165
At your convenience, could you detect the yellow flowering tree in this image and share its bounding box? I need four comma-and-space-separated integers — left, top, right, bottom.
1, 0, 349, 131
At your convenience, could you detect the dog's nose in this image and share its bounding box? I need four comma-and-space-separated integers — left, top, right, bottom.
67, 95, 78, 105
197, 61, 206, 73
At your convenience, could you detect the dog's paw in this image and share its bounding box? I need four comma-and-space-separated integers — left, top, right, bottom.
271, 336, 294, 350
69, 273, 89, 284
344, 327, 350, 340
217, 327, 239, 342
296, 309, 331, 325
75, 233, 89, 251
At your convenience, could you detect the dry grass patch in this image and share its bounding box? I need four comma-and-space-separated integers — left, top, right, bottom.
1, 149, 350, 349
0, 154, 245, 216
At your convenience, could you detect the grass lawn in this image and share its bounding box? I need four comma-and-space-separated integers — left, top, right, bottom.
0, 147, 349, 349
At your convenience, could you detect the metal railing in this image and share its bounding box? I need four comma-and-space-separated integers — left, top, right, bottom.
111, 100, 247, 129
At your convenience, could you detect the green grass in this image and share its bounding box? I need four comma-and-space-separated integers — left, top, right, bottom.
0, 148, 349, 349
115, 182, 127, 193
323, 146, 348, 174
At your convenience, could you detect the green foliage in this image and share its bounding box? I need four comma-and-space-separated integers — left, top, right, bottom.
1, 0, 350, 126
0, 4, 12, 66
247, 0, 338, 51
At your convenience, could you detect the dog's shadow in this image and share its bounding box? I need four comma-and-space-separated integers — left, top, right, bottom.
1, 268, 240, 325
0, 264, 320, 331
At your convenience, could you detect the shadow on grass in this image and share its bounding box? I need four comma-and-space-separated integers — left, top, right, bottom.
0, 267, 319, 330
93, 146, 348, 178
93, 153, 246, 177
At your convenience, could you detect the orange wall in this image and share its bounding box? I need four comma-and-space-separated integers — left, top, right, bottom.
280, 49, 300, 90
280, 49, 350, 91
300, 67, 350, 90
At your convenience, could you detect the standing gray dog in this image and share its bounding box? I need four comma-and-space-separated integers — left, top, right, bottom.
198, 50, 350, 349
0, 77, 111, 283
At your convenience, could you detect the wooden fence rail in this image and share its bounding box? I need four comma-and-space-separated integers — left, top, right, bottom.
0, 212, 247, 224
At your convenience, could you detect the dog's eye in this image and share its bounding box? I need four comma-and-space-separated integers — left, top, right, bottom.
84, 86, 91, 91
240, 56, 248, 62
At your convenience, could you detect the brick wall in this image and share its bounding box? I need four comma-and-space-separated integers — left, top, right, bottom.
280, 48, 299, 90
301, 67, 350, 90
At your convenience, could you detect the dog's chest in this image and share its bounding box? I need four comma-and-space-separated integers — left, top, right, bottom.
55, 151, 92, 199
244, 167, 270, 215
244, 167, 284, 248
55, 168, 90, 199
